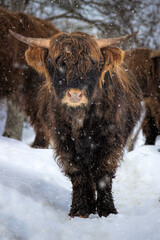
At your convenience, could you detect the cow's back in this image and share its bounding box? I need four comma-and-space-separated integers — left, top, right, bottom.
124, 48, 160, 144
124, 48, 160, 97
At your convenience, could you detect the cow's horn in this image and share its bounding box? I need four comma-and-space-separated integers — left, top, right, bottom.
96, 31, 139, 48
150, 50, 160, 58
9, 30, 51, 48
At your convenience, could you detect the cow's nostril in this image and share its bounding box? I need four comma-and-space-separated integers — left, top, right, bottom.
79, 93, 82, 98
79, 91, 84, 98
67, 91, 72, 98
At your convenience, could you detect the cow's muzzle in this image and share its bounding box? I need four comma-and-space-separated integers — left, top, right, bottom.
62, 88, 88, 107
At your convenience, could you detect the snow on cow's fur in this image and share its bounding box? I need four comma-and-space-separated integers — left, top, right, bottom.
14, 31, 143, 217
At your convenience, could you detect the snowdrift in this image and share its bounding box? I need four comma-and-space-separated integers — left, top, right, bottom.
0, 136, 160, 240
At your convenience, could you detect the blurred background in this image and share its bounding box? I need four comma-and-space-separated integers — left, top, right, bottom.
0, 0, 159, 49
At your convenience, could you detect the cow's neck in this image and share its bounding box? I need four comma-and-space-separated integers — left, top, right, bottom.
71, 111, 86, 129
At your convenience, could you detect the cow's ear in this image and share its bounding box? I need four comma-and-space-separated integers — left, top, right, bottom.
25, 47, 51, 87
102, 47, 124, 66
99, 47, 124, 87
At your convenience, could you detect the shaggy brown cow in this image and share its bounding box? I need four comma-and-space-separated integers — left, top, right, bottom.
0, 7, 59, 147
124, 48, 160, 145
10, 30, 142, 217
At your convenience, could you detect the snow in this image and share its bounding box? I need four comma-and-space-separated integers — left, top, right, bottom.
0, 111, 160, 239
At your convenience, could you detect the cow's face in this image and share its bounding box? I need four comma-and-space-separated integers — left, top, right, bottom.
45, 32, 102, 107
24, 32, 124, 108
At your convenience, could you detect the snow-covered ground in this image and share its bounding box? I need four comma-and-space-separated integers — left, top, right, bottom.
0, 106, 160, 240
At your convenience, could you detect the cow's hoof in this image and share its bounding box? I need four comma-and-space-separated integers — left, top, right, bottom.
31, 142, 48, 149
69, 209, 90, 218
97, 208, 118, 217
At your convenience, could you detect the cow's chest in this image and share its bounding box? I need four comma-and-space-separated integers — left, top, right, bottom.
71, 113, 104, 159
54, 104, 108, 168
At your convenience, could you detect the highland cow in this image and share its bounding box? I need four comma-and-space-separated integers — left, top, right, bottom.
124, 48, 160, 145
10, 30, 142, 217
0, 7, 59, 147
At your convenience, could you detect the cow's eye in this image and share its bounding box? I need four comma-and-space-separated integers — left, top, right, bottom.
89, 57, 96, 65
55, 56, 61, 64
55, 56, 66, 67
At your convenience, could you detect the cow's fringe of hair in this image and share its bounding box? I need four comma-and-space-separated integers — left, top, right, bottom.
49, 32, 102, 80
24, 32, 103, 89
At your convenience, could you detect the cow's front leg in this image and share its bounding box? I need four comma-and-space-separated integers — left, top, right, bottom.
96, 173, 117, 217
69, 172, 96, 218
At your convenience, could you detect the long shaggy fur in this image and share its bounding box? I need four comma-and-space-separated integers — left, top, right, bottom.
24, 32, 143, 217
0, 7, 59, 147
124, 48, 160, 144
